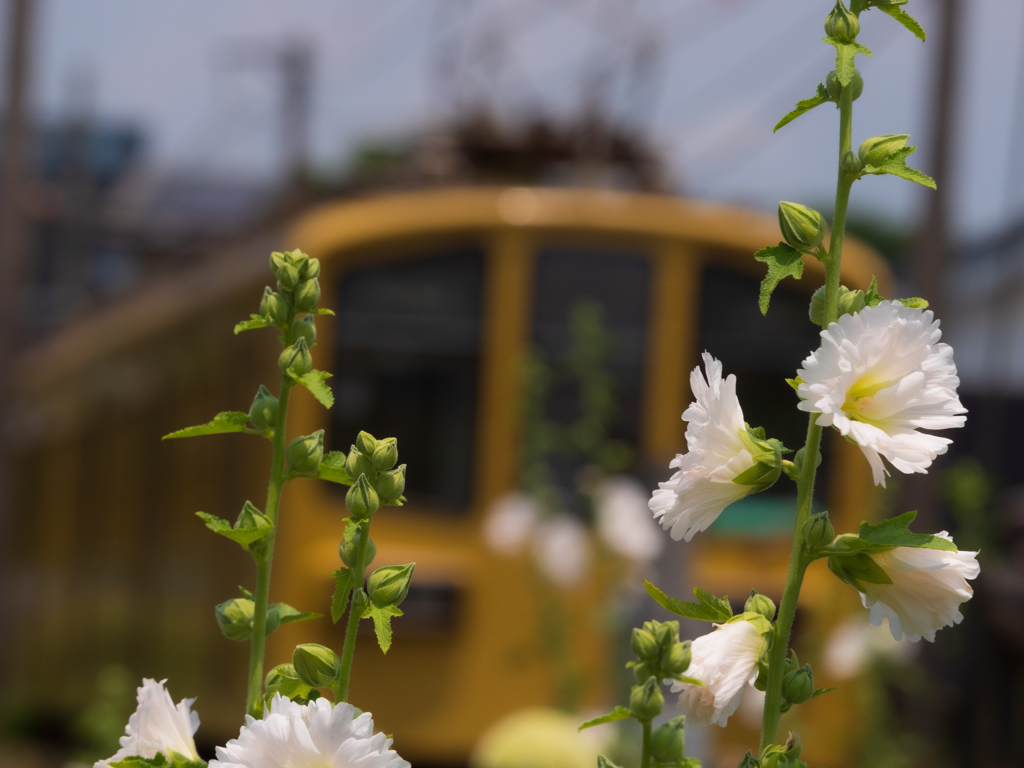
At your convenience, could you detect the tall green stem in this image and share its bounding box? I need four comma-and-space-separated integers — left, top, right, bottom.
336, 518, 371, 702
641, 720, 652, 768
759, 80, 855, 752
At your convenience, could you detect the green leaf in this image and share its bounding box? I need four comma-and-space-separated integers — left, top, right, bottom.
234, 314, 272, 335
862, 146, 936, 189
858, 510, 957, 551
823, 38, 872, 85
810, 686, 839, 699
754, 243, 804, 315
898, 297, 929, 310
163, 411, 251, 440
676, 675, 705, 687
331, 568, 356, 623
291, 369, 334, 409
317, 452, 354, 485
878, 3, 925, 41
865, 275, 884, 307
362, 602, 402, 653
785, 377, 803, 392
774, 83, 832, 132
314, 308, 335, 316
644, 581, 733, 622
196, 504, 273, 551
579, 706, 635, 731
270, 602, 322, 626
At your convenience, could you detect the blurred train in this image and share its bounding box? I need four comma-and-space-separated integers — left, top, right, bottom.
6, 186, 888, 766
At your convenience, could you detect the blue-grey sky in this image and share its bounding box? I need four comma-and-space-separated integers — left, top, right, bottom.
14, 0, 1024, 240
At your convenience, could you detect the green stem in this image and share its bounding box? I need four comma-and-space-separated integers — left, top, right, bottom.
759, 76, 856, 752
641, 719, 652, 768
336, 518, 371, 702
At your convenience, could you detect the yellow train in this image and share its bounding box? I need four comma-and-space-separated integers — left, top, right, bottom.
9, 186, 888, 765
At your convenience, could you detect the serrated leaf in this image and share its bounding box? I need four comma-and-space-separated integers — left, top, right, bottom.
774, 83, 832, 132
270, 602, 322, 626
810, 686, 839, 699
858, 511, 957, 551
318, 452, 354, 485
163, 411, 251, 440
331, 568, 356, 623
291, 369, 334, 409
865, 275, 884, 307
823, 38, 872, 85
878, 3, 925, 41
362, 603, 402, 653
234, 314, 272, 335
754, 243, 804, 315
863, 146, 936, 189
196, 506, 273, 551
579, 706, 635, 731
645, 581, 732, 622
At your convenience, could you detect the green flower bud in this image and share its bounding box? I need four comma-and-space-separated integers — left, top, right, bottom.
260, 286, 290, 326
367, 563, 415, 607
783, 664, 814, 705
628, 676, 664, 721
808, 285, 866, 326
650, 716, 686, 764
793, 447, 821, 474
269, 251, 288, 274
653, 620, 679, 648
277, 262, 300, 292
631, 628, 660, 661
825, 69, 863, 101
352, 587, 368, 606
356, 430, 378, 456
248, 385, 279, 432
778, 202, 827, 252
265, 663, 312, 699
737, 750, 760, 768
278, 337, 312, 376
745, 590, 777, 621
345, 445, 372, 481
346, 473, 380, 519
858, 134, 910, 168
632, 660, 657, 686
841, 150, 862, 174
293, 278, 321, 313
801, 511, 835, 549
339, 526, 376, 569
286, 430, 324, 474
661, 640, 692, 677
292, 643, 342, 689
291, 315, 317, 347
783, 732, 803, 761
825, 0, 859, 42
216, 598, 254, 642
371, 438, 398, 471
299, 257, 320, 281
285, 248, 310, 268
375, 464, 406, 504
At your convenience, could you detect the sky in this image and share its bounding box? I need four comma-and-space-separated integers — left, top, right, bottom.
12, 0, 1024, 242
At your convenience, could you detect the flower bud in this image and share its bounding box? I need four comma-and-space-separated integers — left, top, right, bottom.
375, 464, 406, 504
292, 643, 342, 689
809, 284, 866, 326
339, 526, 377, 570
778, 202, 827, 252
367, 563, 415, 607
356, 430, 378, 456
783, 664, 814, 705
825, 69, 863, 101
345, 445, 372, 481
265, 664, 310, 699
760, 746, 786, 768
346, 473, 380, 519
650, 716, 686, 764
858, 134, 909, 168
269, 251, 288, 274
801, 511, 835, 549
841, 150, 862, 175
632, 660, 657, 685
248, 385, 279, 432
293, 278, 321, 313
278, 337, 312, 376
286, 430, 324, 474
352, 587, 368, 606
737, 751, 760, 768
260, 286, 290, 325
661, 641, 692, 677
372, 438, 398, 470
277, 262, 300, 292
793, 447, 821, 474
291, 315, 317, 347
300, 257, 321, 281
215, 598, 254, 642
825, 0, 859, 42
745, 590, 777, 621
628, 676, 664, 721
631, 628, 660, 661
653, 620, 679, 648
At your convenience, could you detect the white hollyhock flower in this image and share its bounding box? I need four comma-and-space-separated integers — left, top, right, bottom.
797, 301, 966, 487
857, 534, 980, 642
532, 513, 591, 587
595, 476, 664, 562
649, 353, 763, 541
483, 491, 539, 555
211, 694, 409, 768
96, 679, 200, 767
670, 619, 765, 727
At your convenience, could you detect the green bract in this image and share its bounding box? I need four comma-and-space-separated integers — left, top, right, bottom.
734, 425, 788, 493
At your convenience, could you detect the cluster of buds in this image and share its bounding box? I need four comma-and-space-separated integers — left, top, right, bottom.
265, 250, 321, 378
344, 431, 406, 517
630, 619, 692, 686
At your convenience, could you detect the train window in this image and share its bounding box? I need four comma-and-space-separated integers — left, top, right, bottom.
699, 265, 826, 535
330, 248, 484, 511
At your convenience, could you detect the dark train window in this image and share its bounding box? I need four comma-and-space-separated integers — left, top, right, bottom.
699, 266, 825, 535
330, 248, 483, 510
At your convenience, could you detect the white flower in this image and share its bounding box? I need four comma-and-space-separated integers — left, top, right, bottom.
532, 513, 591, 587
211, 694, 409, 768
857, 534, 980, 642
96, 679, 200, 767
797, 301, 966, 487
670, 619, 765, 728
483, 491, 540, 555
649, 353, 759, 541
595, 476, 664, 562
